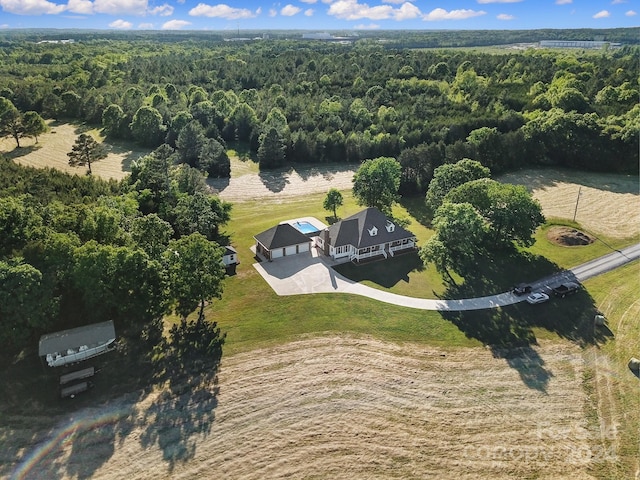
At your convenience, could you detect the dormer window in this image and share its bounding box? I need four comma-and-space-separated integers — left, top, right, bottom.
368, 226, 378, 236
385, 220, 395, 233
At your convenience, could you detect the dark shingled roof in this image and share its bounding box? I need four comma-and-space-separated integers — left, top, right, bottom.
39, 320, 116, 357
254, 223, 310, 249
328, 207, 415, 249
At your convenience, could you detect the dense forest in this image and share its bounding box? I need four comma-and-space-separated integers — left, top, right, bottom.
0, 29, 638, 354
1, 29, 638, 192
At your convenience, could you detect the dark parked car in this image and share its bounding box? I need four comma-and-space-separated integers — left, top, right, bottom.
513, 284, 532, 295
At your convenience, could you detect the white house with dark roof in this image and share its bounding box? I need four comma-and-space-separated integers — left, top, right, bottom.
318, 207, 417, 263
254, 223, 312, 261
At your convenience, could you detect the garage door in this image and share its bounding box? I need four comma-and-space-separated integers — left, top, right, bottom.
271, 248, 284, 259
298, 243, 310, 253
285, 245, 297, 256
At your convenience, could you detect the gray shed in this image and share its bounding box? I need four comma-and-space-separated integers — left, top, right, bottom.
39, 320, 117, 367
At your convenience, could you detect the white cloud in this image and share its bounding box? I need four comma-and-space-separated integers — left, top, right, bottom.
382, 0, 404, 4
0, 0, 66, 15
477, 0, 521, 3
394, 2, 420, 20
555, 0, 572, 4
189, 3, 258, 19
593, 9, 610, 18
268, 7, 277, 16
109, 18, 133, 28
281, 4, 301, 15
354, 22, 380, 29
149, 3, 173, 16
162, 19, 191, 29
497, 13, 514, 20
327, 0, 419, 21
300, 0, 316, 3
0, 23, 9, 27
423, 8, 486, 21
304, 8, 313, 15
625, 9, 636, 16
67, 0, 93, 14
611, 0, 627, 4
138, 22, 153, 28
328, 0, 393, 20
93, 0, 148, 15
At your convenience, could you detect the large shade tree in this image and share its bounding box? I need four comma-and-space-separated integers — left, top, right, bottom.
445, 178, 545, 248
425, 158, 491, 215
352, 156, 402, 215
164, 233, 226, 320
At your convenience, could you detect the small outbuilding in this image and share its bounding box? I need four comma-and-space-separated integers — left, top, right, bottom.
222, 245, 239, 275
254, 223, 311, 261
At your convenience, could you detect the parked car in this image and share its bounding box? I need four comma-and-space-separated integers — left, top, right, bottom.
513, 283, 532, 295
552, 282, 580, 298
526, 292, 550, 304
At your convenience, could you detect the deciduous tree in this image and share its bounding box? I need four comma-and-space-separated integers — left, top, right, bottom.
323, 188, 343, 219
352, 156, 401, 215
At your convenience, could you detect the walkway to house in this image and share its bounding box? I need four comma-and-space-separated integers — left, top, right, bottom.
252, 243, 640, 312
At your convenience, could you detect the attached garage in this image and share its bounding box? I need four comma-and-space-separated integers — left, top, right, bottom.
254, 223, 311, 261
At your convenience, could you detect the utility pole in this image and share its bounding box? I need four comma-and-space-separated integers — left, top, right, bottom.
572, 186, 582, 222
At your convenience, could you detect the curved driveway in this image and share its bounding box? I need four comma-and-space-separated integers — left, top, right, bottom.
253, 243, 640, 312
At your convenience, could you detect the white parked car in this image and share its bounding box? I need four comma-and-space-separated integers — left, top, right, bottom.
526, 292, 550, 304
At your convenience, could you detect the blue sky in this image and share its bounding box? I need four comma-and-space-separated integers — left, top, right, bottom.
0, 0, 637, 31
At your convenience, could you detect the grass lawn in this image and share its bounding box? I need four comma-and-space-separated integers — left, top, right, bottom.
202, 190, 639, 356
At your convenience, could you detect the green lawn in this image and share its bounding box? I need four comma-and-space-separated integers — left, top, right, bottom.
203, 192, 639, 356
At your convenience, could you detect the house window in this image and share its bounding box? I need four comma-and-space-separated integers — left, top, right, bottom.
368, 226, 378, 236
385, 220, 395, 233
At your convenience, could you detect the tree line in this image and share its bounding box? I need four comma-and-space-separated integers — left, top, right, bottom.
0, 33, 637, 194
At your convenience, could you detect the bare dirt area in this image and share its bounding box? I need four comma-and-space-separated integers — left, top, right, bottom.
7, 335, 599, 480
499, 168, 640, 239
547, 226, 595, 246
0, 122, 146, 181
208, 158, 358, 202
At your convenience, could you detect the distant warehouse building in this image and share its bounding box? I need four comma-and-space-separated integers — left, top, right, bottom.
539, 40, 620, 49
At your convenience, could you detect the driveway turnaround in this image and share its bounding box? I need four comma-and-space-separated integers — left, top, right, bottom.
253, 243, 640, 312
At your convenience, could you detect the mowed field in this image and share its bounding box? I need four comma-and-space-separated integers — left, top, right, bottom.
0, 122, 147, 181
2, 123, 639, 479
9, 337, 598, 480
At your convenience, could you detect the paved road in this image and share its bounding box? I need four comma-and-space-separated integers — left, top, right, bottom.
253, 243, 640, 312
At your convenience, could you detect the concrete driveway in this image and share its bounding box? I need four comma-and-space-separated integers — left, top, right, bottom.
253, 243, 640, 312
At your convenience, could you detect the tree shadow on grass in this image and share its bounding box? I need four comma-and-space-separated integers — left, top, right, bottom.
258, 167, 290, 193
334, 251, 424, 289
58, 317, 225, 477
2, 144, 40, 159
439, 248, 612, 392
138, 316, 225, 472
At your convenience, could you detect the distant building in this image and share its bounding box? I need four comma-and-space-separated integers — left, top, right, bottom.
302, 32, 334, 40
539, 40, 620, 49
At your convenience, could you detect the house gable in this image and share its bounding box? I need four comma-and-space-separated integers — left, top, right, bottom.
327, 207, 415, 250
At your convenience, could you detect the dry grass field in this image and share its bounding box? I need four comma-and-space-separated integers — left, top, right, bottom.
499, 169, 639, 239
7, 336, 599, 480
0, 122, 147, 181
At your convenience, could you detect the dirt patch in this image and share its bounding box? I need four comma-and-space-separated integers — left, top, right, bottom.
6, 335, 599, 479
547, 226, 595, 247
